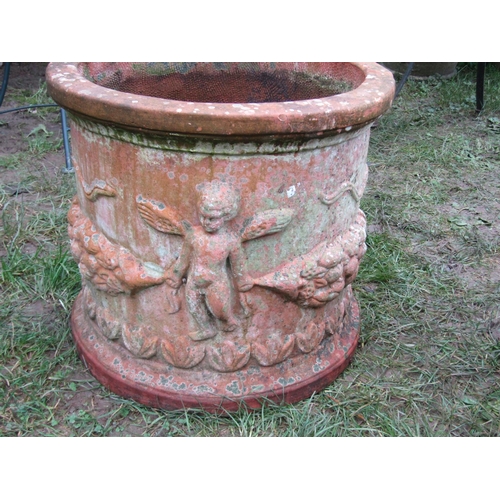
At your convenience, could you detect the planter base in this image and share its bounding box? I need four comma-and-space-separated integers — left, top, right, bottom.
71, 291, 360, 412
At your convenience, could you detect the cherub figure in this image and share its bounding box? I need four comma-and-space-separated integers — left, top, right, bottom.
137, 180, 294, 341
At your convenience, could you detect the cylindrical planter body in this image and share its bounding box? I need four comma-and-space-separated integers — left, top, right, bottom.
47, 62, 394, 411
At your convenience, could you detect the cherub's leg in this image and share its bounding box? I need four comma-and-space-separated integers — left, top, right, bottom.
205, 280, 239, 331
185, 283, 217, 341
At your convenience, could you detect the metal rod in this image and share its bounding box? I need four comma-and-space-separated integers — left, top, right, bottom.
476, 62, 486, 113
0, 62, 11, 107
0, 103, 59, 115
395, 62, 414, 99
60, 108, 74, 173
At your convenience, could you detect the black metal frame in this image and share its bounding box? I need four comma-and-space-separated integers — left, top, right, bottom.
0, 62, 491, 172
0, 62, 74, 173
394, 62, 487, 113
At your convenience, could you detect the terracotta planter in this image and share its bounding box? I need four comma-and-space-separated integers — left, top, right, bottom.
46, 62, 394, 412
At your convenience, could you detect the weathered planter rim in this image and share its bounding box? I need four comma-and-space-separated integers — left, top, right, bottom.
46, 62, 395, 137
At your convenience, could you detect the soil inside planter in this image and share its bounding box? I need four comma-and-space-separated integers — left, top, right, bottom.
81, 62, 362, 103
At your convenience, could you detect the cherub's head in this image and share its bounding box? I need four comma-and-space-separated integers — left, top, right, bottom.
197, 180, 240, 233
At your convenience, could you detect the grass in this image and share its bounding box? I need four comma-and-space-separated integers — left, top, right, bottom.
1, 63, 499, 436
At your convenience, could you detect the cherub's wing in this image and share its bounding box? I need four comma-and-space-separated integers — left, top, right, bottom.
136, 195, 189, 236
241, 208, 294, 242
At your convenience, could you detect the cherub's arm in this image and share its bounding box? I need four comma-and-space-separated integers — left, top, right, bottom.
229, 242, 253, 292
166, 237, 192, 288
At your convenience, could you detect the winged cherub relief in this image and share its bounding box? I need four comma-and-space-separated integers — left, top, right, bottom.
137, 180, 294, 341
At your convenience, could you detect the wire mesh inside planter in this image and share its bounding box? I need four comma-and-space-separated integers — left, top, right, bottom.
80, 62, 364, 103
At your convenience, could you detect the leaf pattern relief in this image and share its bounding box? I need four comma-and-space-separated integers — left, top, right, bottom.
251, 333, 295, 366
160, 336, 205, 369
295, 321, 326, 353
206, 340, 251, 372
122, 324, 158, 359
96, 308, 122, 340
